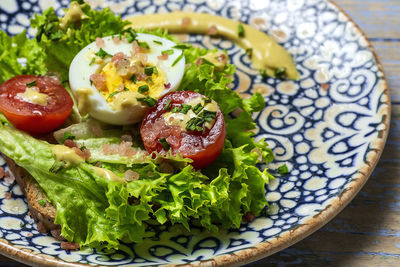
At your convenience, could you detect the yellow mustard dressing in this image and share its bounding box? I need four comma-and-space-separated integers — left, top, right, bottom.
75, 88, 92, 116
16, 87, 48, 106
92, 166, 126, 183
51, 145, 84, 167
60, 1, 88, 29
127, 12, 299, 80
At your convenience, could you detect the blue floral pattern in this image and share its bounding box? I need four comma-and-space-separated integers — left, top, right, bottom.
0, 0, 389, 265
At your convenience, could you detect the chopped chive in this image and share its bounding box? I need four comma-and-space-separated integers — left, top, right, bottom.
138, 41, 150, 49
238, 23, 245, 37
277, 164, 289, 175
107, 90, 121, 99
146, 77, 153, 85
172, 44, 191, 50
172, 53, 184, 67
163, 99, 171, 111
153, 40, 163, 45
80, 145, 86, 151
61, 131, 75, 143
161, 49, 174, 55
130, 74, 137, 83
192, 103, 204, 114
20, 222, 24, 228
124, 86, 129, 91
124, 28, 137, 43
202, 110, 217, 121
89, 57, 95, 65
138, 84, 149, 94
259, 69, 267, 79
26, 80, 37, 87
275, 67, 287, 79
38, 199, 46, 207
180, 103, 191, 114
95, 48, 112, 59
171, 106, 181, 113
159, 138, 170, 150
245, 48, 253, 58
137, 95, 157, 107
144, 66, 154, 76
204, 97, 211, 103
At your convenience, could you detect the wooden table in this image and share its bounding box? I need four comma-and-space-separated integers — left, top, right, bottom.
1, 0, 399, 266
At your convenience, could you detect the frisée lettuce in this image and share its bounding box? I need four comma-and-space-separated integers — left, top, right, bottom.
0, 1, 275, 249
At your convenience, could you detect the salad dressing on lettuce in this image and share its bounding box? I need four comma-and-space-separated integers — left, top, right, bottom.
51, 145, 84, 167
128, 12, 299, 80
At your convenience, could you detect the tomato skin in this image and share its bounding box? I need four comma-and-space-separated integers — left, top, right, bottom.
141, 91, 226, 169
0, 75, 74, 134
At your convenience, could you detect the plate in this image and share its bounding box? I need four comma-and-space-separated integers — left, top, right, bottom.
0, 0, 390, 266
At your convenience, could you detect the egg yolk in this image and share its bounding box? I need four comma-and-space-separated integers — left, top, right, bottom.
100, 61, 167, 101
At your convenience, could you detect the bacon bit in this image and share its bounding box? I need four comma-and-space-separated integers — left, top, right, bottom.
72, 147, 91, 161
111, 52, 126, 64
5, 192, 11, 199
102, 141, 136, 157
50, 229, 64, 241
113, 36, 121, 44
181, 17, 191, 27
89, 73, 107, 91
0, 167, 4, 179
243, 212, 255, 222
64, 139, 78, 148
164, 82, 171, 89
196, 58, 203, 66
121, 134, 133, 142
136, 72, 148, 81
136, 53, 148, 66
157, 53, 169, 60
61, 242, 79, 251
206, 25, 218, 36
217, 53, 228, 64
123, 169, 140, 182
95, 37, 105, 48
37, 222, 47, 233
27, 233, 33, 237
321, 83, 330, 91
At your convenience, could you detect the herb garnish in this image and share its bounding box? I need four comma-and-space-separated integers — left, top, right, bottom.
138, 84, 149, 94
153, 40, 163, 45
180, 103, 191, 114
26, 80, 37, 87
159, 138, 170, 150
238, 23, 245, 37
137, 95, 157, 107
172, 53, 184, 67
163, 99, 171, 110
130, 74, 137, 83
192, 103, 204, 114
61, 131, 75, 143
161, 49, 174, 55
275, 67, 287, 79
95, 48, 112, 59
38, 199, 46, 207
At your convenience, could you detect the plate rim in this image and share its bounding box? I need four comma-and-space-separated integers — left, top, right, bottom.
0, 0, 391, 266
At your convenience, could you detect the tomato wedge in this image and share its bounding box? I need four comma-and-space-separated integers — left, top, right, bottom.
141, 91, 226, 169
0, 75, 74, 134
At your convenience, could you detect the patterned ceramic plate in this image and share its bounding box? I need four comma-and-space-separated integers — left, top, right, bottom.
0, 0, 390, 266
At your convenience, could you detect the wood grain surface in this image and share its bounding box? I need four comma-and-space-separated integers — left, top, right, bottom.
1, 0, 399, 266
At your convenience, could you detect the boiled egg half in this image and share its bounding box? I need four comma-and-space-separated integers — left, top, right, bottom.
69, 33, 185, 125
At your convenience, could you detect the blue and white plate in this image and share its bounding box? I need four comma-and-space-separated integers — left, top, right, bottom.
0, 0, 390, 266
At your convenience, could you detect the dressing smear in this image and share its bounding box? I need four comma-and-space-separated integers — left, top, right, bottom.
128, 12, 299, 80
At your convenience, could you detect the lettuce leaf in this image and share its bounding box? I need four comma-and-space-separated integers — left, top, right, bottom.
0, 30, 47, 84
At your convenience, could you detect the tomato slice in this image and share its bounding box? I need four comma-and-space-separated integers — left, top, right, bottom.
0, 75, 74, 134
141, 91, 226, 169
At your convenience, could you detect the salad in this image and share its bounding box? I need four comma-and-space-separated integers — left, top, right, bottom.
0, 1, 283, 250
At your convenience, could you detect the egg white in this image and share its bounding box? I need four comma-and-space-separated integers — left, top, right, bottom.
69, 33, 185, 125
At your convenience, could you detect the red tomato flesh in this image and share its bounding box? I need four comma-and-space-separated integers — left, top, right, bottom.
0, 75, 74, 134
141, 91, 226, 169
